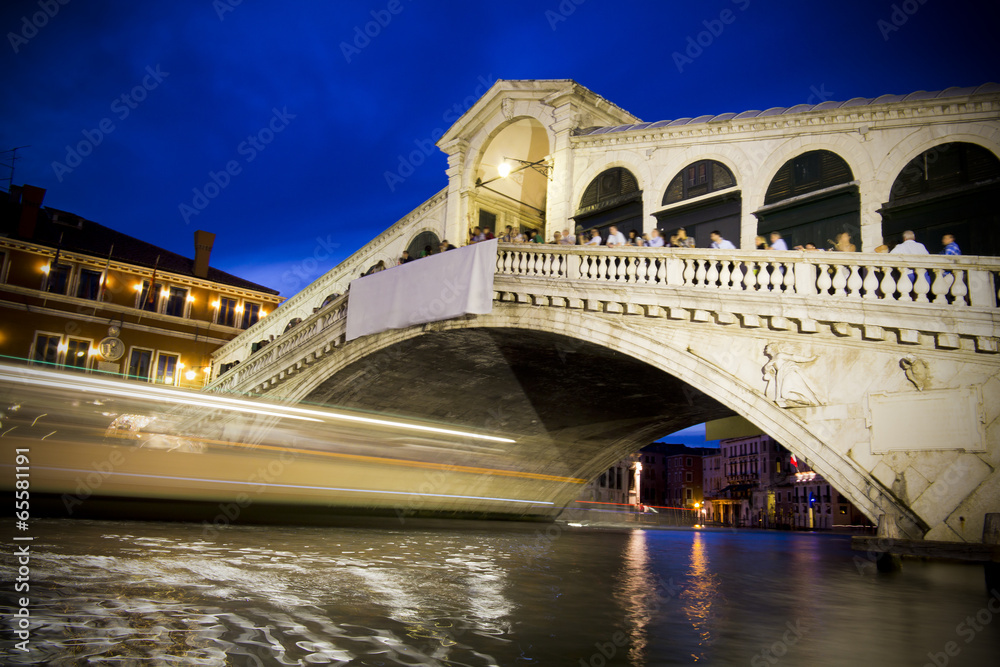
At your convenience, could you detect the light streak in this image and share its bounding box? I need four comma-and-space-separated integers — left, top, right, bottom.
0, 366, 514, 443
27, 466, 554, 505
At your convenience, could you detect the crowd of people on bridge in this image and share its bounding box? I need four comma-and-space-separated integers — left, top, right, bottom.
396, 225, 961, 266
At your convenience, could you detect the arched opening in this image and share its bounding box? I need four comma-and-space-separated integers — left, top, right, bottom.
573, 167, 643, 240
406, 231, 440, 258
756, 150, 860, 250
654, 160, 740, 248
880, 142, 1000, 255
472, 118, 550, 242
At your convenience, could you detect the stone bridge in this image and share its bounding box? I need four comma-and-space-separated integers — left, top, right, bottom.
208, 244, 1000, 543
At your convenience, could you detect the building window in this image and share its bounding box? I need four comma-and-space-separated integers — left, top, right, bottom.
686, 489, 693, 500
686, 457, 692, 466
77, 268, 103, 300
32, 333, 61, 366
218, 297, 238, 327
686, 472, 693, 482
138, 281, 163, 312
65, 338, 90, 370
164, 286, 188, 318
241, 302, 261, 329
45, 263, 72, 295
154, 353, 179, 385
776, 460, 782, 473
127, 348, 153, 381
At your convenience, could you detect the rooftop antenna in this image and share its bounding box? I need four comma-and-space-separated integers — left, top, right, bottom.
1, 146, 31, 192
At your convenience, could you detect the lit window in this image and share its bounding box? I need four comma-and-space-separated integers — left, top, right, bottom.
77, 268, 103, 301
65, 338, 90, 370
154, 354, 178, 385
128, 349, 153, 381
138, 281, 163, 312
218, 297, 239, 327
32, 333, 61, 366
164, 286, 188, 317
241, 302, 261, 329
45, 263, 72, 295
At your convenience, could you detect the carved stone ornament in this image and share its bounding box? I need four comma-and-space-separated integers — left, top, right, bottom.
501, 98, 514, 122
762, 343, 823, 408
899, 354, 930, 391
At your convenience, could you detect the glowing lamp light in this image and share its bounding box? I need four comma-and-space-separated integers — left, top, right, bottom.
134, 283, 143, 292
40, 264, 50, 274
177, 362, 185, 369
235, 305, 244, 313
202, 367, 211, 374
185, 370, 196, 381
186, 295, 195, 303
497, 162, 511, 178
260, 310, 267, 317
57, 342, 68, 353
212, 301, 220, 309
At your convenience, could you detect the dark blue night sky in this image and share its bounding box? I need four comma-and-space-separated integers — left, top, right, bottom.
2, 0, 997, 295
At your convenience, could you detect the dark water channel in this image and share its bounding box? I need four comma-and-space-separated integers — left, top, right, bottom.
2, 518, 998, 665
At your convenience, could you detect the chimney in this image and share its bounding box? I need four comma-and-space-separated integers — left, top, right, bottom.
18, 185, 45, 240
193, 230, 215, 279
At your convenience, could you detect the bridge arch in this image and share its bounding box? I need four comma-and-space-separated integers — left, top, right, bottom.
275, 304, 923, 536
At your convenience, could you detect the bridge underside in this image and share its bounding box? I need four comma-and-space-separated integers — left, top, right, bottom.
302, 328, 733, 484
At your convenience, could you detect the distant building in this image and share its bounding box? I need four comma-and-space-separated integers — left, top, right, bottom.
576, 454, 637, 505
0, 185, 282, 387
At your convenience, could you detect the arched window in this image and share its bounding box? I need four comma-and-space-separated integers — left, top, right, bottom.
757, 150, 859, 251
881, 142, 1000, 255
406, 231, 440, 258
283, 318, 302, 333
656, 160, 740, 248
663, 160, 736, 205
574, 167, 643, 239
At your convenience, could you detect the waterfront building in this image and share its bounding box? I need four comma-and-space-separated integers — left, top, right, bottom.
0, 185, 282, 388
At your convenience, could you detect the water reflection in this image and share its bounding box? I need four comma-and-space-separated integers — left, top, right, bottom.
3, 521, 999, 666
681, 531, 720, 660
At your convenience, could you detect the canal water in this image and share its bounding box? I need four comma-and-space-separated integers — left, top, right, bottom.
3, 518, 998, 666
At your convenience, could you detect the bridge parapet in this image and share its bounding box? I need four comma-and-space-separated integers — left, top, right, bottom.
208, 245, 1000, 396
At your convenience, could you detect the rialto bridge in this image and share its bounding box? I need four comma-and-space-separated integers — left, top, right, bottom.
205, 80, 1000, 543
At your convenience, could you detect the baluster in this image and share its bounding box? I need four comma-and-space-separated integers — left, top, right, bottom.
929, 269, 951, 304
879, 268, 897, 301
635, 257, 649, 284
783, 261, 795, 292
555, 254, 565, 278
846, 264, 863, 299
656, 257, 667, 284
770, 262, 784, 292
683, 258, 696, 286
862, 265, 879, 299
951, 270, 968, 305
831, 264, 848, 297
719, 261, 731, 289
695, 259, 708, 286
517, 251, 527, 275
501, 251, 511, 273
896, 269, 913, 301
613, 255, 626, 283
756, 262, 771, 291
912, 268, 931, 302
594, 255, 606, 281
743, 261, 758, 291
706, 259, 719, 288
816, 264, 832, 295
626, 257, 637, 283
541, 253, 552, 276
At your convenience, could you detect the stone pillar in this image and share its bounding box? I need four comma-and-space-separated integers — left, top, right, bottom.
441, 139, 468, 247
858, 177, 883, 251
545, 98, 578, 238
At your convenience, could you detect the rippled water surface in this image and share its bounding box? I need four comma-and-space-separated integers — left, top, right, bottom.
3, 519, 999, 665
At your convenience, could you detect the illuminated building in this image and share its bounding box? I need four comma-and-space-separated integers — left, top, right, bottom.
0, 185, 282, 388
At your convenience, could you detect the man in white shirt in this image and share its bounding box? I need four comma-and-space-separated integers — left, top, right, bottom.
584, 229, 603, 245
606, 225, 626, 247
890, 230, 929, 255
647, 229, 665, 247
769, 231, 788, 251
559, 228, 575, 245
709, 230, 736, 249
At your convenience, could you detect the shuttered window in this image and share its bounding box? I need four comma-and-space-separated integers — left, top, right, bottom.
764, 150, 853, 205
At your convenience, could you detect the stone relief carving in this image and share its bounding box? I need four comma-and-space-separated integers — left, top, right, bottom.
501, 98, 513, 121
899, 354, 930, 391
762, 343, 823, 408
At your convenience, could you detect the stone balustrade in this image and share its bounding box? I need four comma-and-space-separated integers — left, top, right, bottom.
495, 245, 999, 309
207, 245, 1000, 396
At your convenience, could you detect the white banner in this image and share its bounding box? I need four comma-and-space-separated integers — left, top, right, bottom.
345, 239, 497, 341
